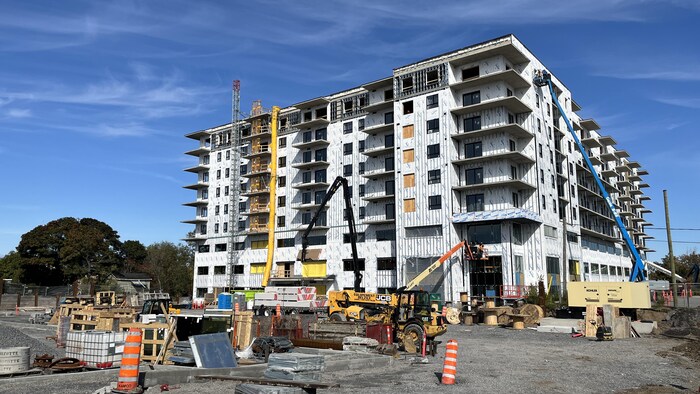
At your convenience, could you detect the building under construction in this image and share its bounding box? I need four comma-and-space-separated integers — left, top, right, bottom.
183, 34, 653, 303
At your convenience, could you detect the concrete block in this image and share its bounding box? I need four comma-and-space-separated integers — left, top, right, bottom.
539, 317, 581, 329
613, 316, 631, 339
631, 321, 657, 335
536, 325, 575, 334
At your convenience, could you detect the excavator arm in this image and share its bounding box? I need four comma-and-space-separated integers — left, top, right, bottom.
533, 70, 646, 282
300, 176, 363, 292
404, 241, 465, 291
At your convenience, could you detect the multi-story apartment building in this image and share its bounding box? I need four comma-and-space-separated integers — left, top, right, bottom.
184, 34, 653, 302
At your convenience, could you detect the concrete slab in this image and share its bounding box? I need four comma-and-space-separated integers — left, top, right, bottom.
536, 325, 576, 334
631, 320, 657, 335
539, 317, 581, 329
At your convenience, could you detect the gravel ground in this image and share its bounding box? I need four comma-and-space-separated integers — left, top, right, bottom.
1, 320, 698, 394
0, 318, 65, 360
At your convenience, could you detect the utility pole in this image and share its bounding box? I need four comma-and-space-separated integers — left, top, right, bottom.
663, 190, 677, 307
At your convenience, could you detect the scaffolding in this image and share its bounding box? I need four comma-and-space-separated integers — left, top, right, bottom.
227, 80, 243, 290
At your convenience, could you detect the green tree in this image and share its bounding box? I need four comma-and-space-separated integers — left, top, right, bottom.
16, 217, 125, 286
122, 240, 148, 273
659, 250, 700, 280
0, 251, 24, 282
143, 242, 193, 297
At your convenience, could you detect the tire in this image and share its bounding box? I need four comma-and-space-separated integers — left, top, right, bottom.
329, 312, 346, 322
402, 323, 424, 353
256, 307, 270, 317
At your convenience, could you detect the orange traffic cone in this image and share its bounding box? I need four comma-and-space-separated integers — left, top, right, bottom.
113, 328, 143, 393
441, 339, 458, 385
276, 304, 281, 317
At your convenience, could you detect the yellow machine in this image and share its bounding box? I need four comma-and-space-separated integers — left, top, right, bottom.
328, 289, 447, 352
567, 282, 651, 308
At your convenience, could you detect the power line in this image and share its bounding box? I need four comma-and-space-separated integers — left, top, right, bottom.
647, 240, 700, 244
646, 227, 700, 231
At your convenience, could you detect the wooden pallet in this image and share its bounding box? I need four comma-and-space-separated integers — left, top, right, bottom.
119, 322, 173, 363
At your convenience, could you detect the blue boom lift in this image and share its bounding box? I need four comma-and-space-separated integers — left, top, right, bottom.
533, 70, 646, 282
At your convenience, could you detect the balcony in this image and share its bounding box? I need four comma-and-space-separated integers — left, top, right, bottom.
639, 195, 651, 201
361, 192, 395, 202
183, 198, 208, 207
183, 181, 209, 190
450, 69, 530, 92
291, 180, 330, 190
361, 122, 393, 135
295, 223, 329, 231
630, 201, 644, 209
185, 145, 211, 156
616, 178, 632, 188
292, 202, 323, 210
242, 202, 270, 216
579, 204, 614, 221
248, 225, 269, 234
362, 144, 394, 157
628, 174, 642, 182
295, 116, 330, 130
242, 164, 271, 177
450, 96, 531, 116
362, 215, 396, 225
291, 159, 330, 170
580, 226, 618, 242
242, 187, 270, 196
581, 136, 602, 149
292, 136, 330, 150
580, 119, 601, 131
452, 178, 536, 192
599, 152, 617, 163
181, 216, 208, 224
629, 187, 643, 196
242, 125, 272, 141
363, 99, 393, 113
451, 122, 532, 141
598, 136, 616, 146
452, 151, 534, 166
184, 163, 209, 173
361, 167, 395, 179
448, 40, 530, 67
601, 168, 617, 178
183, 233, 207, 242
243, 145, 271, 159
617, 194, 633, 202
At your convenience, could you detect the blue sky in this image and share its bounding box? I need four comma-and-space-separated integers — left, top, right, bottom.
1, 1, 699, 263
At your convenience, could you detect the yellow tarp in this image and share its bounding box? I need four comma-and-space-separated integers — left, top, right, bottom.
302, 260, 327, 277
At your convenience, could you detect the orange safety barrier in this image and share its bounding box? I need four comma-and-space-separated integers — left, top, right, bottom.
441, 339, 458, 385
114, 328, 143, 393
441, 306, 447, 317
234, 303, 240, 314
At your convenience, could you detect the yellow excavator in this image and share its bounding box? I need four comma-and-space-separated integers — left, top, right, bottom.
299, 176, 447, 352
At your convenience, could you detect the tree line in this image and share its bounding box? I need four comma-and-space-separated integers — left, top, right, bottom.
0, 217, 193, 297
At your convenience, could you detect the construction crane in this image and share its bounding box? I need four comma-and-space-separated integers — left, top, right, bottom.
404, 241, 466, 291
533, 70, 646, 282
227, 80, 242, 290
299, 176, 362, 292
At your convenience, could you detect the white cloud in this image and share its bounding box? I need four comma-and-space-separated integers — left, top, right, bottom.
654, 97, 700, 109
5, 108, 31, 118
594, 70, 700, 82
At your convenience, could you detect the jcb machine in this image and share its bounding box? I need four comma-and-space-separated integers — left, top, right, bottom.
300, 176, 447, 351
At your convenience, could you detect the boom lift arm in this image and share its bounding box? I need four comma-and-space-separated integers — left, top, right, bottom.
300, 176, 362, 292
533, 70, 646, 282
404, 241, 465, 291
